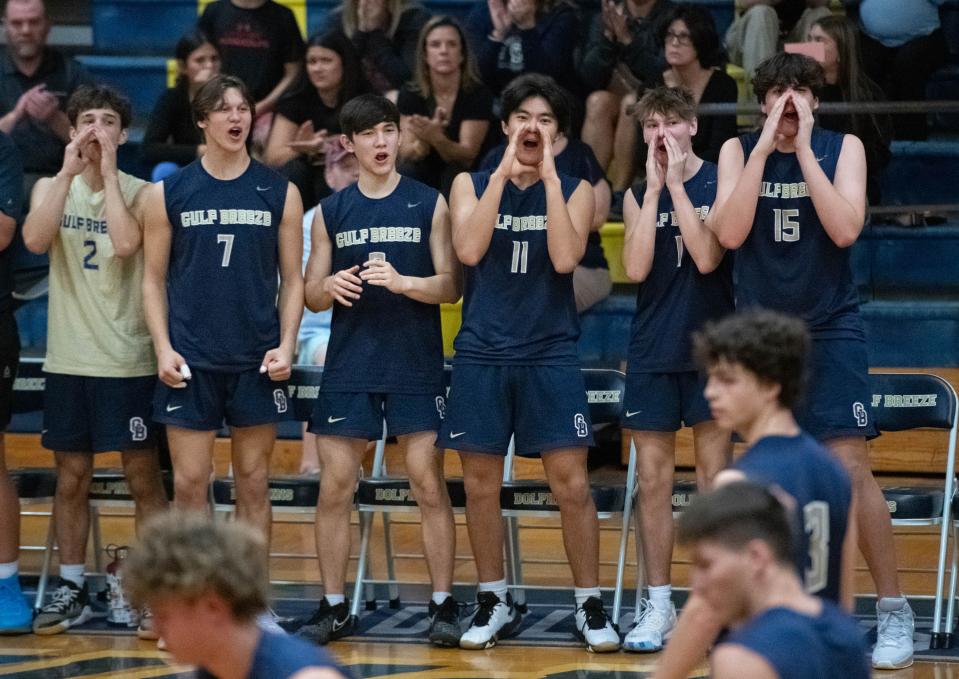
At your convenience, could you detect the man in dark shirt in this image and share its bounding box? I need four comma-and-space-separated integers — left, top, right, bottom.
0, 0, 91, 185
198, 0, 304, 124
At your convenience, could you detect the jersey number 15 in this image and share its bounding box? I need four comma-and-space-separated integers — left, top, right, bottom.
773, 209, 800, 242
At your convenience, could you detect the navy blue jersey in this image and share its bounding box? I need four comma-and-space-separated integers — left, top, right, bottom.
627, 162, 734, 373
721, 602, 869, 679
320, 177, 444, 393
736, 128, 863, 339
196, 630, 352, 679
453, 171, 582, 365
164, 159, 287, 372
734, 432, 852, 602
481, 140, 609, 269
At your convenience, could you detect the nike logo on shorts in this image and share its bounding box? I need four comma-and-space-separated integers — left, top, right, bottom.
625, 410, 642, 418
328, 416, 347, 423
166, 404, 183, 412
449, 432, 466, 439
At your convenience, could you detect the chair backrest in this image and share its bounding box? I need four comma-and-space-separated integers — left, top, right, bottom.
12, 357, 44, 414
582, 368, 626, 426
869, 372, 958, 432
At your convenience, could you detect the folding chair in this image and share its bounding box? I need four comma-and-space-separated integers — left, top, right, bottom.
349, 367, 463, 617
500, 368, 636, 626
866, 372, 958, 649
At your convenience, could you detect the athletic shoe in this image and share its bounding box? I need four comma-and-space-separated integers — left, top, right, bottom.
105, 545, 139, 629
459, 591, 522, 650
0, 574, 32, 634
295, 598, 356, 645
33, 579, 95, 635
137, 607, 159, 640
872, 597, 915, 669
428, 596, 462, 647
623, 598, 675, 652
573, 596, 621, 653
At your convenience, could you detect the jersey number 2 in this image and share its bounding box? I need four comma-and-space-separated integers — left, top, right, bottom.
82, 240, 98, 270
217, 234, 235, 267
803, 500, 830, 594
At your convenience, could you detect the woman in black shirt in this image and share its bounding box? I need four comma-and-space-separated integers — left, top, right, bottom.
263, 30, 368, 207
397, 16, 492, 195
143, 30, 221, 180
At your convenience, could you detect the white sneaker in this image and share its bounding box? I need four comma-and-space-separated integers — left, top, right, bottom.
872, 597, 914, 669
623, 599, 676, 652
574, 596, 621, 652
459, 592, 522, 649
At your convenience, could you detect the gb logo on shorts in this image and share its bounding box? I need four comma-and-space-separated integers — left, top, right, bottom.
574, 413, 589, 438
273, 389, 288, 413
435, 395, 446, 420
853, 401, 868, 428
129, 417, 148, 442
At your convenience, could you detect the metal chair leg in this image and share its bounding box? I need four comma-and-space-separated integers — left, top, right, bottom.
34, 508, 56, 612
350, 510, 374, 618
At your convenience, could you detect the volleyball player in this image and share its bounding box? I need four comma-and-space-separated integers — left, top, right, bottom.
443, 74, 620, 653
22, 85, 168, 634
619, 86, 733, 652
706, 52, 912, 669
298, 94, 461, 646
141, 75, 304, 630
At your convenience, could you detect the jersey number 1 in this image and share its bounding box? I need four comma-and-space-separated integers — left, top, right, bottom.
217, 234, 235, 267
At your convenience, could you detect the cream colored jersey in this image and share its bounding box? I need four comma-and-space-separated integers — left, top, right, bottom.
44, 171, 156, 377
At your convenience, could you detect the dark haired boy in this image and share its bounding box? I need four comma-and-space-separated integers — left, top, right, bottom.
300, 93, 462, 646
676, 481, 869, 679
619, 86, 732, 653
707, 51, 913, 669
654, 309, 858, 679
21, 85, 168, 635
141, 75, 303, 635
444, 73, 620, 652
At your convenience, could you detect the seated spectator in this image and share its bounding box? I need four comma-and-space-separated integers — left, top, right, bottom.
199, 0, 306, 144
659, 5, 737, 164
397, 16, 493, 195
124, 512, 351, 679
297, 138, 357, 475
724, 0, 830, 83
143, 31, 221, 182
809, 15, 892, 205
858, 0, 948, 140
580, 0, 675, 191
481, 74, 612, 312
263, 31, 367, 207
466, 0, 579, 97
320, 0, 431, 97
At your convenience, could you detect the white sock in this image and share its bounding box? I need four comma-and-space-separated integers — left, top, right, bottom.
478, 579, 508, 601
648, 584, 672, 610
432, 591, 451, 605
574, 586, 601, 608
60, 564, 85, 588
0, 561, 17, 580
325, 593, 345, 606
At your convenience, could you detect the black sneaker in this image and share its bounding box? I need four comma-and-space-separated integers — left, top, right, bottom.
428, 596, 462, 647
33, 579, 95, 635
295, 598, 356, 645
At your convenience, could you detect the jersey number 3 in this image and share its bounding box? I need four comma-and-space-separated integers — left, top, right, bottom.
803, 500, 830, 594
